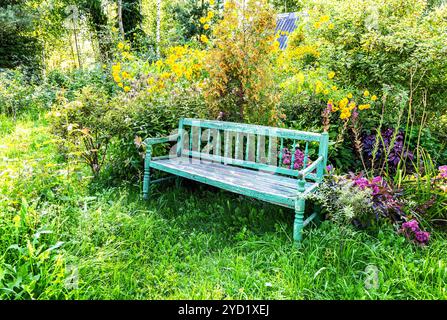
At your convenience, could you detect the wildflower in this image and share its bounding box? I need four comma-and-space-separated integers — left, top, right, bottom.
326, 165, 334, 172
363, 90, 370, 97
348, 102, 356, 110
199, 17, 207, 24
122, 71, 131, 79
371, 95, 378, 101
415, 231, 430, 245
359, 104, 371, 110
340, 109, 351, 120
331, 85, 337, 91
124, 86, 131, 92
328, 23, 335, 30
353, 177, 369, 189
339, 97, 349, 109
402, 220, 420, 233
314, 22, 321, 29
204, 24, 210, 30
200, 34, 209, 44
328, 71, 335, 79
210, 0, 215, 4
117, 82, 124, 88
324, 89, 330, 95
207, 11, 214, 19
13, 215, 21, 228
320, 15, 330, 23
347, 92, 353, 99
117, 42, 125, 50
315, 80, 324, 94
439, 165, 447, 178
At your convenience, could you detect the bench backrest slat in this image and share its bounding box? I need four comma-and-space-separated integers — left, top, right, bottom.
178, 118, 328, 182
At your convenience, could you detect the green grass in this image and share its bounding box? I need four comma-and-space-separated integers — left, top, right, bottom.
1, 115, 447, 299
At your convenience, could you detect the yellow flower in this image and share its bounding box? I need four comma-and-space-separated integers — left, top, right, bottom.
124, 86, 131, 92
210, 0, 215, 4
371, 95, 378, 101
122, 71, 130, 79
331, 85, 338, 91
314, 22, 321, 29
315, 80, 323, 94
339, 97, 349, 109
199, 17, 207, 24
113, 75, 122, 83
207, 11, 214, 19
348, 101, 356, 110
347, 93, 353, 99
359, 104, 371, 110
118, 82, 124, 88
340, 110, 351, 120
13, 215, 21, 228
328, 71, 335, 79
117, 42, 125, 50
200, 34, 209, 44
324, 89, 330, 95
363, 90, 370, 97
320, 15, 330, 23
161, 72, 171, 80
204, 24, 210, 30
328, 23, 335, 30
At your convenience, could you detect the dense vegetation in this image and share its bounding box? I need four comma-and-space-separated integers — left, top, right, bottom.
1, 0, 446, 299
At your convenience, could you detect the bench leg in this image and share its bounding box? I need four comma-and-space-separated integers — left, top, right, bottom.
175, 176, 182, 189
143, 148, 152, 200
294, 198, 305, 243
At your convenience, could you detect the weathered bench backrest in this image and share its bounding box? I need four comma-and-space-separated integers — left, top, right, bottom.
176, 118, 328, 182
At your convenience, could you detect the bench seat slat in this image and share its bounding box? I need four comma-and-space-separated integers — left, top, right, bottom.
150, 157, 318, 208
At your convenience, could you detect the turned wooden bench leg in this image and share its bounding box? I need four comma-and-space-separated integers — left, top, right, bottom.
143, 147, 152, 200
294, 198, 305, 243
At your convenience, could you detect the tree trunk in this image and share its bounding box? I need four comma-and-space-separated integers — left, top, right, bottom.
156, 0, 161, 58
118, 0, 125, 39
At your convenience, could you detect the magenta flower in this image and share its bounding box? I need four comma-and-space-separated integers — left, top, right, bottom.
439, 165, 447, 178
415, 231, 430, 245
354, 177, 369, 189
402, 220, 420, 233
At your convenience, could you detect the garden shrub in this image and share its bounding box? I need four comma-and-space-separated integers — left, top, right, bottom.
49, 86, 125, 177
203, 0, 281, 125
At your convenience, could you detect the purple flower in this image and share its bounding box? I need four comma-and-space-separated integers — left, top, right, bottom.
326, 165, 333, 172
439, 165, 447, 178
354, 177, 369, 189
415, 231, 430, 245
402, 219, 420, 233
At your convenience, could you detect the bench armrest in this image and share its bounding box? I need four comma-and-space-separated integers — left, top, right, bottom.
298, 156, 324, 179
144, 134, 179, 147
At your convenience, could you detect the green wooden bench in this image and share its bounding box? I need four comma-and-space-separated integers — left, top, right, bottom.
143, 118, 329, 243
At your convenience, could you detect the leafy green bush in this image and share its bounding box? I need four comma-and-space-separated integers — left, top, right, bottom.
49, 86, 125, 177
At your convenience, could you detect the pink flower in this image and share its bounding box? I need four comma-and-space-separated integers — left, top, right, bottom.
439, 165, 447, 178
354, 177, 369, 189
415, 231, 430, 245
402, 220, 420, 233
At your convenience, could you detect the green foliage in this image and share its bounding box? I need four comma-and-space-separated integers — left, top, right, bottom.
0, 1, 42, 74
105, 87, 207, 182
49, 86, 125, 176
204, 0, 280, 125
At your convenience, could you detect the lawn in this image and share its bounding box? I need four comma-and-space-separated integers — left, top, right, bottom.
1, 114, 446, 300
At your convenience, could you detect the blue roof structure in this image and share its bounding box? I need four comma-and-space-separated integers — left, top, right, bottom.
275, 12, 299, 49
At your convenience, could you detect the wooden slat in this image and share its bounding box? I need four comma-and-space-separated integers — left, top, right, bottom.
182, 118, 322, 142
150, 157, 319, 207
183, 151, 318, 181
